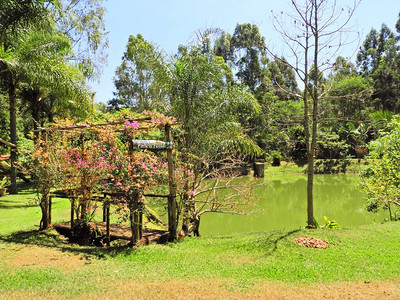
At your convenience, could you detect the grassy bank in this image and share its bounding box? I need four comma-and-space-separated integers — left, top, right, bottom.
266, 159, 368, 175
1, 182, 400, 299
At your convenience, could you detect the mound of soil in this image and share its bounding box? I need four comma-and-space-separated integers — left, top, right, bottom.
296, 237, 328, 249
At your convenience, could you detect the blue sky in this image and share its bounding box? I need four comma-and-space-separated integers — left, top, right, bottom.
90, 0, 400, 104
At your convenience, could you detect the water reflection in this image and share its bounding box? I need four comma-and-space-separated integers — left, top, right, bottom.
201, 174, 385, 236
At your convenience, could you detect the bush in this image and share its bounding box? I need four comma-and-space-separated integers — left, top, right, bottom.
303, 159, 351, 174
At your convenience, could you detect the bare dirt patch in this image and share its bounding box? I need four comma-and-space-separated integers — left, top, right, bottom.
94, 278, 400, 299
1, 244, 86, 271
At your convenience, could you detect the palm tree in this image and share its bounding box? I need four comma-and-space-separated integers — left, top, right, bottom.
1, 24, 89, 193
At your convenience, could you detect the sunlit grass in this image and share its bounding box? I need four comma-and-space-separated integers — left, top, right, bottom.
0, 176, 399, 298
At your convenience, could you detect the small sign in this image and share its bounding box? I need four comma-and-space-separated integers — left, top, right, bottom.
131, 139, 173, 150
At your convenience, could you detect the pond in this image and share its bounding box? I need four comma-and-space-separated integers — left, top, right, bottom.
200, 173, 386, 236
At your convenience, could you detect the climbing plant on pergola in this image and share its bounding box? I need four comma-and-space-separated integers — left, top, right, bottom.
33, 111, 180, 245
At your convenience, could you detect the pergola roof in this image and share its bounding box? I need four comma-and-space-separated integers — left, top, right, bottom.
36, 117, 181, 133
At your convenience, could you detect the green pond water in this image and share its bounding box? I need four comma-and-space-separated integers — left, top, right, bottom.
200, 173, 386, 236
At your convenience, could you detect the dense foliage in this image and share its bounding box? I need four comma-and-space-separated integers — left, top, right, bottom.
361, 116, 400, 220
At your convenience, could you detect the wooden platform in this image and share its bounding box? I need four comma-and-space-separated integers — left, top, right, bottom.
0, 154, 10, 161
54, 222, 169, 245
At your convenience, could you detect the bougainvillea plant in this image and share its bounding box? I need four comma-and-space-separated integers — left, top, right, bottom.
33, 111, 174, 232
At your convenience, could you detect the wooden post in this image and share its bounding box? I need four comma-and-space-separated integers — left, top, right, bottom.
165, 125, 177, 241
253, 163, 265, 178
139, 200, 143, 239
106, 202, 110, 247
80, 134, 87, 218
102, 201, 107, 222
70, 198, 75, 230
129, 192, 140, 246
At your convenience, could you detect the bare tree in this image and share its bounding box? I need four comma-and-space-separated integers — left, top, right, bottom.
271, 0, 360, 227
175, 154, 260, 237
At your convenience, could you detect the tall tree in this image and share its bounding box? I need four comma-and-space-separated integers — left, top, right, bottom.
53, 0, 108, 78
267, 57, 300, 100
272, 0, 360, 227
230, 23, 267, 93
0, 0, 53, 40
0, 0, 55, 193
109, 34, 165, 111
357, 23, 400, 112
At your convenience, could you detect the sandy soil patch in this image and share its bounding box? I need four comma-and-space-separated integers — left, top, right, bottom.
87, 278, 400, 300
0, 244, 86, 271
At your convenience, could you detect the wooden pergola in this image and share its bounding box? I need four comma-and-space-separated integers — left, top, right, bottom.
36, 116, 180, 245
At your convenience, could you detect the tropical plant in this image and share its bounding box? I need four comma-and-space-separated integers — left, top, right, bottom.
0, 176, 7, 188
321, 216, 340, 229
361, 115, 400, 221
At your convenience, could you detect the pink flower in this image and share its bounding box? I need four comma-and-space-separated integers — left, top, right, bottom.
124, 120, 140, 128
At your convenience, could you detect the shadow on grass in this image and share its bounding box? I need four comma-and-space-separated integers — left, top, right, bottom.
0, 229, 131, 260
262, 229, 301, 256
0, 200, 38, 209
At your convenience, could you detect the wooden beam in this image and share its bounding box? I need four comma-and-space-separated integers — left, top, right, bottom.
36, 119, 181, 133
143, 193, 169, 198
0, 137, 16, 148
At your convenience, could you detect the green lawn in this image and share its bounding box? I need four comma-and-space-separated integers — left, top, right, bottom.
1, 182, 400, 298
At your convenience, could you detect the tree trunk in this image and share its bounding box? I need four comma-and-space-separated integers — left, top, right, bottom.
307, 0, 319, 229
193, 215, 201, 237
306, 147, 315, 227
303, 14, 314, 228
8, 80, 17, 194
39, 193, 50, 230
31, 92, 41, 144
182, 214, 201, 237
